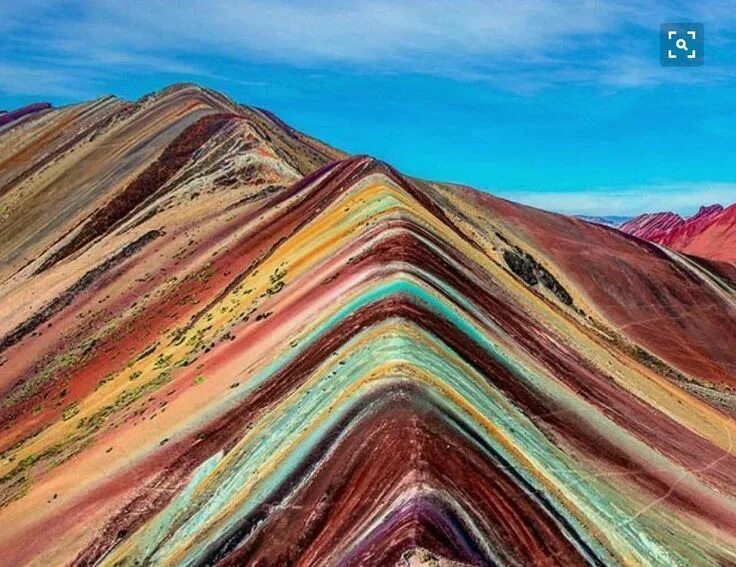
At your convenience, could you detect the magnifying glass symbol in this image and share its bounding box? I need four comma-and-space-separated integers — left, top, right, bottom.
675, 38, 688, 50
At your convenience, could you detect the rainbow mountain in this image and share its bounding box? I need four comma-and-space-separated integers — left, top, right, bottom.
1, 84, 736, 566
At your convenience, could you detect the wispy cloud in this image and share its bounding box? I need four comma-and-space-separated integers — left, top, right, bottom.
500, 182, 736, 216
0, 62, 103, 99
3, 0, 736, 99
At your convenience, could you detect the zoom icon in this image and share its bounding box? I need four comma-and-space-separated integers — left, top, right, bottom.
660, 23, 704, 66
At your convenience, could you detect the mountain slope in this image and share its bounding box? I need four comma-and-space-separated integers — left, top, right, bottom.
621, 204, 736, 263
0, 83, 345, 285
1, 87, 736, 566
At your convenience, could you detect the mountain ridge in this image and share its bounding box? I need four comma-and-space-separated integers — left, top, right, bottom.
1, 84, 736, 566
621, 203, 736, 262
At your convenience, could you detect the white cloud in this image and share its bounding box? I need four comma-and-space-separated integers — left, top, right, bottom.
60, 0, 619, 64
0, 62, 103, 99
3, 0, 736, 98
499, 181, 736, 216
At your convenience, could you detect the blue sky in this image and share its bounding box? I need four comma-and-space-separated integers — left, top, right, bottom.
2, 0, 736, 216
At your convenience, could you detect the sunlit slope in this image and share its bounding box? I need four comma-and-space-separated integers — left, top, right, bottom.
0, 88, 735, 566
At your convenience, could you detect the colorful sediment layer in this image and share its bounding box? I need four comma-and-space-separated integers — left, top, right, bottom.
1, 84, 736, 566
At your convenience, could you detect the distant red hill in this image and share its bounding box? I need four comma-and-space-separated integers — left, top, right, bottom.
0, 102, 52, 128
620, 203, 736, 262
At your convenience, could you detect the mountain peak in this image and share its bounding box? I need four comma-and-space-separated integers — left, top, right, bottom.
696, 203, 723, 215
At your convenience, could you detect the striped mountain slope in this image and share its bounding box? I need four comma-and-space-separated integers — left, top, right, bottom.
1, 85, 736, 566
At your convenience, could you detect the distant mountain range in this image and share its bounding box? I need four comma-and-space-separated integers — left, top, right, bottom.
575, 214, 632, 227
619, 204, 736, 263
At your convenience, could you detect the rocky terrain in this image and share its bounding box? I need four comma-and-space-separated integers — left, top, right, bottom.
1, 84, 736, 566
